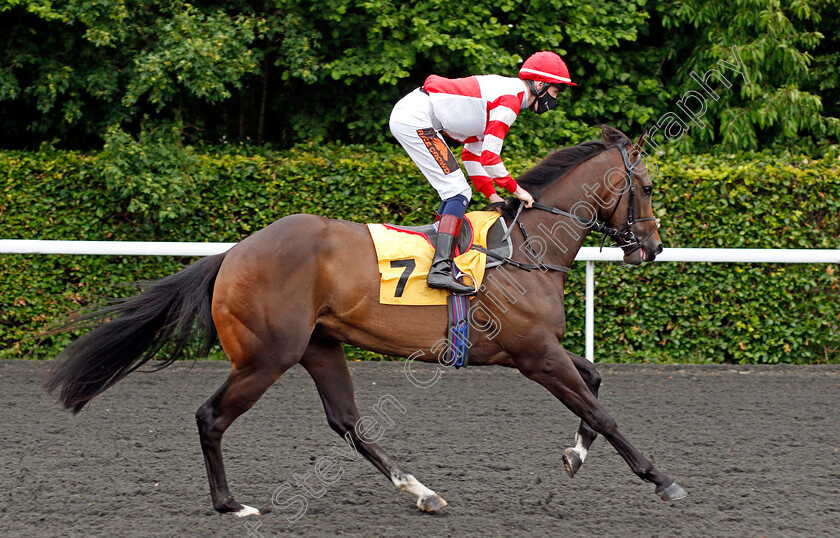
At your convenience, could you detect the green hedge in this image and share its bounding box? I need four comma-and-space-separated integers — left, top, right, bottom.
1, 141, 838, 363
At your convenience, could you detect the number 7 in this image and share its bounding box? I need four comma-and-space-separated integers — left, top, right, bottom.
390, 259, 416, 297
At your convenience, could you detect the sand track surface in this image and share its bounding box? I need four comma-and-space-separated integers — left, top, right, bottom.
2, 360, 839, 537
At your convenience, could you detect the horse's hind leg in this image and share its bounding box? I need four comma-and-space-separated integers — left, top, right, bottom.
196, 308, 306, 516
300, 336, 447, 512
563, 351, 601, 478
196, 362, 287, 516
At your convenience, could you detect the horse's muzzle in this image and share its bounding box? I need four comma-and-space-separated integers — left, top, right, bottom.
622, 239, 662, 265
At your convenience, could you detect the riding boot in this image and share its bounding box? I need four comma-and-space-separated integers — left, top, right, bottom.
427, 214, 476, 295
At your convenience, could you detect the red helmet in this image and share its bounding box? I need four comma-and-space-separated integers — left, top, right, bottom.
519, 51, 577, 87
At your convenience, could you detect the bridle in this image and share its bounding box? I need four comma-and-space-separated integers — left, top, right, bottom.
479, 144, 660, 274
534, 144, 659, 251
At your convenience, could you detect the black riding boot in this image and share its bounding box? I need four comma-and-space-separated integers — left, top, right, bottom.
427, 214, 476, 295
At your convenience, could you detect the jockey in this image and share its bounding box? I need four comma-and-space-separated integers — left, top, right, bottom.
389, 51, 576, 295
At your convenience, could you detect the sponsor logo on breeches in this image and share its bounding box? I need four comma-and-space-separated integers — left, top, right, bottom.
417, 128, 458, 175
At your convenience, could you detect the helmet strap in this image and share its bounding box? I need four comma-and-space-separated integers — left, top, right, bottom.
525, 79, 549, 99
525, 79, 550, 112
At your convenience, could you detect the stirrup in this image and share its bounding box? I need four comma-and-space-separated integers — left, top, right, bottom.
428, 277, 476, 296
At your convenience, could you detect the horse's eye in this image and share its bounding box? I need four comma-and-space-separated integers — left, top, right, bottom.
643, 186, 653, 195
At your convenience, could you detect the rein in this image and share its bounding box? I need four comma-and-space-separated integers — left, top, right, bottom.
482, 144, 658, 274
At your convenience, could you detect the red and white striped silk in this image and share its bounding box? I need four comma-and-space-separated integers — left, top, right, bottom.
424, 74, 527, 198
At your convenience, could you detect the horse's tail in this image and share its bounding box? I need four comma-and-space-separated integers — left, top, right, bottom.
44, 252, 228, 413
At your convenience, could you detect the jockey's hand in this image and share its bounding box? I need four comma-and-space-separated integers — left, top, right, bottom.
488, 193, 505, 206
513, 186, 535, 208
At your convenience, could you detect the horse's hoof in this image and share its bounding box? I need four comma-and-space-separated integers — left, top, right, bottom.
234, 504, 261, 517
215, 498, 260, 517
417, 493, 448, 512
563, 447, 582, 478
655, 481, 688, 501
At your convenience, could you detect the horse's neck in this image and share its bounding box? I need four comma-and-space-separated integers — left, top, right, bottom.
514, 170, 601, 272
518, 212, 588, 271
513, 207, 589, 274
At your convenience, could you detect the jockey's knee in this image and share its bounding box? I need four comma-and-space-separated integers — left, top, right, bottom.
440, 194, 470, 219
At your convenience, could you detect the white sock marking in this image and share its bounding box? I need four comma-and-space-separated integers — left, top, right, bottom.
391, 473, 436, 506
234, 504, 260, 517
574, 433, 588, 462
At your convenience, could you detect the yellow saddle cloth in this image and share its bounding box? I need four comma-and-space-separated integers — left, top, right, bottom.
367, 211, 501, 305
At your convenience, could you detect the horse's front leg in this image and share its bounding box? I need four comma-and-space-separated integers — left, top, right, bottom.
517, 345, 687, 501
562, 351, 601, 478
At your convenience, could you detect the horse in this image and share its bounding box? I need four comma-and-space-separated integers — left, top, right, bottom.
44, 125, 686, 517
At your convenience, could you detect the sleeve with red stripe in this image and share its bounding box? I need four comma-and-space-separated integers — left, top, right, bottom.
478, 93, 522, 193
462, 144, 497, 198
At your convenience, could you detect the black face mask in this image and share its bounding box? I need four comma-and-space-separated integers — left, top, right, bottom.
533, 92, 557, 114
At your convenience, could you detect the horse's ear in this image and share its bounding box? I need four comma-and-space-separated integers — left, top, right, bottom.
631, 127, 649, 157
600, 124, 627, 144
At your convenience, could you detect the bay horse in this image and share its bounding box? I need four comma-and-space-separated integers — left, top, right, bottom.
44, 125, 686, 517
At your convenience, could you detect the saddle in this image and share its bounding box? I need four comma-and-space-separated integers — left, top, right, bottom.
384, 214, 512, 269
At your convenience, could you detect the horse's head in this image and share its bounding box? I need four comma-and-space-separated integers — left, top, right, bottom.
593, 126, 663, 265
509, 125, 664, 265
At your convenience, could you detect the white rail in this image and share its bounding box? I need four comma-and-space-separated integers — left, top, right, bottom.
2, 240, 838, 362
576, 247, 840, 264
0, 240, 236, 256
578, 247, 839, 362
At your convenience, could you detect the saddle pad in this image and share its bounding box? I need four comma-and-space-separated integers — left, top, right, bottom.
367, 211, 502, 305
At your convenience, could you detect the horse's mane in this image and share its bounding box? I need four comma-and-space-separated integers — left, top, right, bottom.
501, 125, 630, 216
